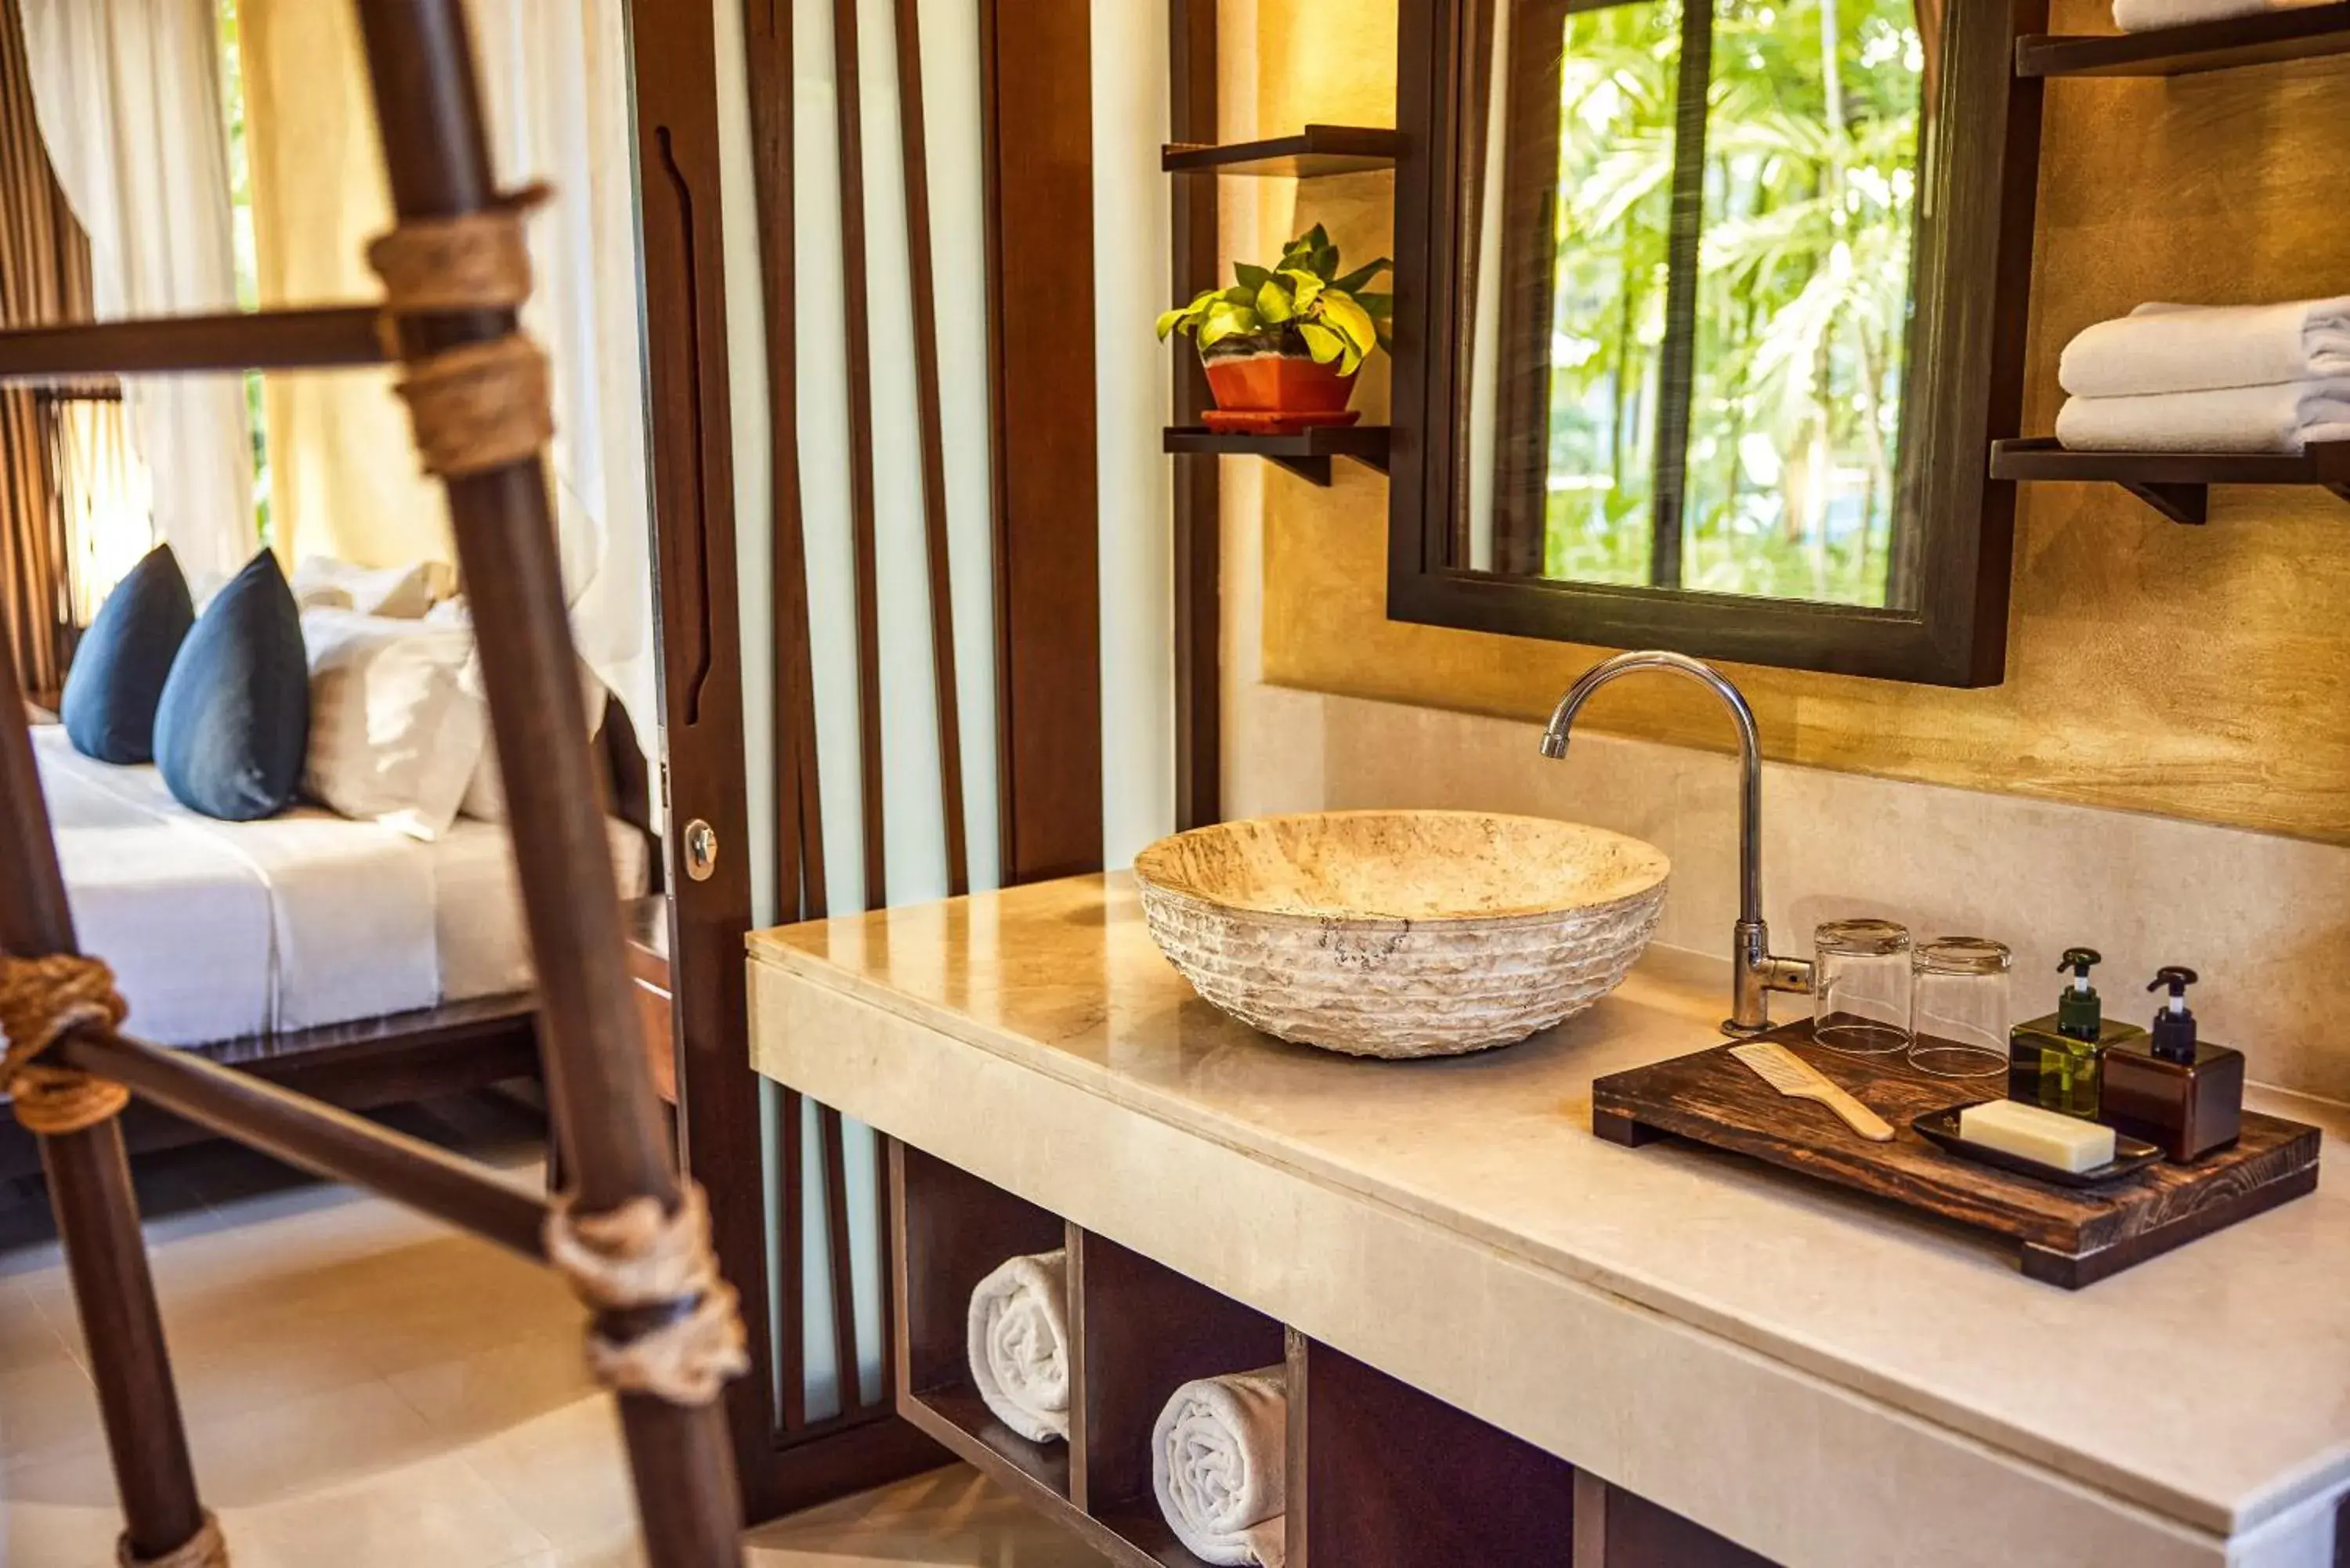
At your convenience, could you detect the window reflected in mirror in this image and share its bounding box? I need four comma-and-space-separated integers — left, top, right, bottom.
1464, 0, 1940, 609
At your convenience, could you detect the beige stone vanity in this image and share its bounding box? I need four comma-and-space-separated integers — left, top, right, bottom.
747, 873, 2350, 1568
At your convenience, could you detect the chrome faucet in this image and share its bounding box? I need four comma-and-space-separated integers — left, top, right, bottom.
1540, 650, 1812, 1036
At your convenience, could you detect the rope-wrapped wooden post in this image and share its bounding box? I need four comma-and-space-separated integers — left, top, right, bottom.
0, 641, 215, 1566
349, 5, 747, 1564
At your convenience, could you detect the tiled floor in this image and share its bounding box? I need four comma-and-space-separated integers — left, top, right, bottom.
0, 1097, 1100, 1567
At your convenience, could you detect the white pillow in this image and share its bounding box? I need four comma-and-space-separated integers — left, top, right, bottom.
425, 598, 609, 822
291, 556, 442, 620
300, 609, 487, 841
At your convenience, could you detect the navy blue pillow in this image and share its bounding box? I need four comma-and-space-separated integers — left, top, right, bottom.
154, 551, 309, 822
60, 544, 195, 764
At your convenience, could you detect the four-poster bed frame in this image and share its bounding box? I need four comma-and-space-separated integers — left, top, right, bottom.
0, 3, 747, 1564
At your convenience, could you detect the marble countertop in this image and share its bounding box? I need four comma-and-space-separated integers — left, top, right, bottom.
748, 873, 2350, 1546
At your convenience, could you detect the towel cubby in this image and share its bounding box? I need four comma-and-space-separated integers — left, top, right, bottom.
1071, 1234, 1287, 1564
891, 1142, 1074, 1506
887, 1136, 1779, 1568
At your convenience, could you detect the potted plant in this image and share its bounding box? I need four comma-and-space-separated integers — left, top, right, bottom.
1157, 225, 1391, 434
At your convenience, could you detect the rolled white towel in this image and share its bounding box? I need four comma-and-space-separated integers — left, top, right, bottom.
2113, 0, 2331, 31
2060, 299, 2350, 399
967, 1250, 1070, 1443
2055, 381, 2350, 454
1152, 1367, 1289, 1568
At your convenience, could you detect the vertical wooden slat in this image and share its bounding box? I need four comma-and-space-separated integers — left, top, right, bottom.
892, 0, 971, 898
740, 1, 819, 1458
778, 1086, 808, 1432
351, 8, 743, 1563
739, 0, 818, 934
818, 0, 874, 1416
981, 0, 1105, 883
1170, 0, 1221, 833
831, 0, 888, 911
819, 1102, 863, 1411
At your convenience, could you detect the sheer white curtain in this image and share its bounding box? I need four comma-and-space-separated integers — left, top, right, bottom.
468, 0, 658, 753
237, 0, 657, 755
17, 0, 254, 588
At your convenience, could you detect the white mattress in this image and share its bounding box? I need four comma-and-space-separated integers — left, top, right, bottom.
32, 726, 649, 1047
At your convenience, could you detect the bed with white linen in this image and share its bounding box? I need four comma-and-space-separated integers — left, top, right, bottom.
2, 708, 656, 1181
34, 724, 649, 1047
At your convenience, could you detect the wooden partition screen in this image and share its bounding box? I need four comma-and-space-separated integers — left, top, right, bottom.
725, 0, 1113, 1520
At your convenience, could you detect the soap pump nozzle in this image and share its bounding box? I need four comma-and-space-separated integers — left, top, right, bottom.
2147, 966, 2200, 1063
2056, 947, 2103, 1042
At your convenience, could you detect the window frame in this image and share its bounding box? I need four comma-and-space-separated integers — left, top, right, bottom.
1388, 0, 2046, 688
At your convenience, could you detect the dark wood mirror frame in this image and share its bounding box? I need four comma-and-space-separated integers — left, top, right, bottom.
1385, 0, 2049, 687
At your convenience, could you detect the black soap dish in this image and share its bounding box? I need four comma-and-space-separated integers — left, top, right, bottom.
1911, 1104, 2165, 1189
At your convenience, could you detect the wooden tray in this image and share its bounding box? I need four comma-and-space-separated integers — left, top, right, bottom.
1592, 1023, 2321, 1288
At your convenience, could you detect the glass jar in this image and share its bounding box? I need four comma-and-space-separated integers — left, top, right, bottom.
1909, 938, 2012, 1078
1812, 919, 1912, 1057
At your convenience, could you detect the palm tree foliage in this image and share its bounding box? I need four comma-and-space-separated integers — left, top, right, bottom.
1537, 0, 1924, 605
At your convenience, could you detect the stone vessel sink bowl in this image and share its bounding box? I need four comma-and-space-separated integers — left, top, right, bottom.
1132, 810, 1671, 1059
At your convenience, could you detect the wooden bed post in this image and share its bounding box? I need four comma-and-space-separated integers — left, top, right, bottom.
344, 4, 746, 1565
0, 643, 210, 1563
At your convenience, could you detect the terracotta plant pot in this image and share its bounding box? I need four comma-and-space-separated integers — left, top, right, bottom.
1199, 338, 1361, 435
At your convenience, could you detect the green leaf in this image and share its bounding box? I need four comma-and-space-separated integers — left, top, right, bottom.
1296, 321, 1347, 365
1155, 290, 1222, 340
1198, 301, 1260, 349
1352, 290, 1394, 318
1222, 284, 1255, 307
1256, 280, 1295, 323
1280, 269, 1325, 311
1303, 222, 1331, 252
1332, 257, 1393, 294
1312, 244, 1340, 282
1318, 292, 1379, 356
1234, 262, 1274, 293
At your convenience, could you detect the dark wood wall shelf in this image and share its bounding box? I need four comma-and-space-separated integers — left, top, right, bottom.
1990, 437, 2350, 526
1163, 425, 1391, 486
891, 1138, 1775, 1566
1162, 124, 1401, 178
2017, 4, 2350, 77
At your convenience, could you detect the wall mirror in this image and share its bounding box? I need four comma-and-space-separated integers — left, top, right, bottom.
1387, 0, 2044, 685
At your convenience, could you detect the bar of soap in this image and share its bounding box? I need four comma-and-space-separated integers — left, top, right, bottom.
1957, 1100, 2117, 1174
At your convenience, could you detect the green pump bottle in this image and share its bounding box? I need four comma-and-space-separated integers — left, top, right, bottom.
2007, 948, 2146, 1118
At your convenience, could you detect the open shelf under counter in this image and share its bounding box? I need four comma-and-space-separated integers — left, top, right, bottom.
1161, 124, 1401, 178
1989, 436, 2350, 524
900, 1385, 1072, 1508
1162, 424, 1390, 486
2017, 3, 2350, 76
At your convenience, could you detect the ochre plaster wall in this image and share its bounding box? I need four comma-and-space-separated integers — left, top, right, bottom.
1242, 0, 2350, 844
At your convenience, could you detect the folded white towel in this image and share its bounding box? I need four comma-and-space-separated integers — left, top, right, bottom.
1153, 1367, 1289, 1568
2055, 381, 2350, 454
2060, 300, 2350, 399
2113, 0, 2332, 31
967, 1250, 1070, 1443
